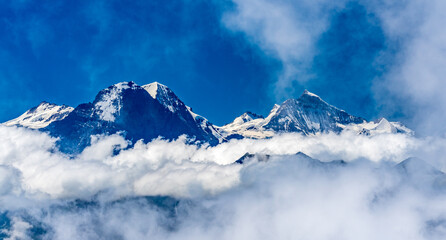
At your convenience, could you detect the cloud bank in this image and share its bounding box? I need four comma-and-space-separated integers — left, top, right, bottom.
1, 125, 446, 239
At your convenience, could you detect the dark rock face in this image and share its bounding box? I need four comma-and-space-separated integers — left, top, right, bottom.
46, 82, 219, 153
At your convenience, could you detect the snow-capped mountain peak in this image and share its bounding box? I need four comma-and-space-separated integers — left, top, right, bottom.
3, 102, 73, 129
264, 90, 365, 134
220, 90, 367, 138
45, 81, 221, 153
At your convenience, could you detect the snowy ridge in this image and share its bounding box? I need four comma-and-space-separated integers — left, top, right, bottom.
264, 90, 365, 134
220, 90, 364, 137
143, 82, 181, 113
186, 106, 225, 142
44, 81, 221, 153
3, 102, 73, 129
142, 82, 224, 142
218, 106, 278, 139
343, 118, 413, 135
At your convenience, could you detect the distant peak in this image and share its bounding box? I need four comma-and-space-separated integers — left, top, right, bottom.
295, 152, 312, 159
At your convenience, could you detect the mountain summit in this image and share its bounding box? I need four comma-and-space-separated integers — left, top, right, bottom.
264, 90, 365, 134
219, 90, 365, 137
45, 82, 220, 153
219, 90, 412, 138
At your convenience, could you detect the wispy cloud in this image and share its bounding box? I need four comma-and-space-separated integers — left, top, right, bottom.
222, 0, 348, 98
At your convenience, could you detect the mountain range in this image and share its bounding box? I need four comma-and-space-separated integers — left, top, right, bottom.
3, 81, 412, 153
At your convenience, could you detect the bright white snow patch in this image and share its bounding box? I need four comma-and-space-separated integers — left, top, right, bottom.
144, 82, 160, 99
95, 82, 131, 122
3, 102, 73, 129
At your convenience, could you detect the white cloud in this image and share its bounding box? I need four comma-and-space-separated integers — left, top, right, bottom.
3, 217, 32, 240
368, 0, 446, 135
0, 125, 430, 201
1, 125, 446, 238
222, 0, 348, 97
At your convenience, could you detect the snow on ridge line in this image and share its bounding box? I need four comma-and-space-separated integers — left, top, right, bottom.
220, 89, 412, 138
3, 102, 74, 129
141, 81, 224, 141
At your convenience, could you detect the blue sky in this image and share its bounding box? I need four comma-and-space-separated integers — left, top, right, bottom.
1, 0, 445, 131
